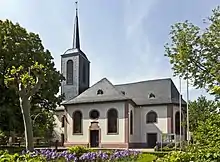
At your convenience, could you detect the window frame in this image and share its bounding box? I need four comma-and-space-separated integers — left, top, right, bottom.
61, 115, 65, 128
89, 109, 100, 120
72, 110, 83, 135
66, 60, 73, 85
107, 108, 119, 135
97, 89, 104, 95
130, 110, 133, 135
146, 111, 158, 124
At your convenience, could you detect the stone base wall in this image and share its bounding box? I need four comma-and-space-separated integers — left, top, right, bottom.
64, 142, 152, 149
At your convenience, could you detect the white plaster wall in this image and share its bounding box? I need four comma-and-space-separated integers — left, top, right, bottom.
66, 102, 125, 144
52, 112, 64, 142
139, 105, 168, 143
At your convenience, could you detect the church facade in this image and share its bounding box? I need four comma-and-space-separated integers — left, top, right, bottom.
53, 4, 186, 148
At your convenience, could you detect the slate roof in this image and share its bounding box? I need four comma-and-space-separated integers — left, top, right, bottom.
63, 78, 131, 105
115, 78, 186, 106
63, 78, 186, 106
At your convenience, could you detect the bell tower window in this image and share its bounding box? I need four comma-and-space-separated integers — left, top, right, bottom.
67, 60, 73, 85
83, 63, 86, 83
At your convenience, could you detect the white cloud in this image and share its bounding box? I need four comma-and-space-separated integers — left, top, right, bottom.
116, 0, 213, 101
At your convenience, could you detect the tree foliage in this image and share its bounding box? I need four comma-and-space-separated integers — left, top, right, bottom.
188, 96, 219, 133
165, 6, 220, 99
193, 113, 220, 147
159, 6, 220, 162
0, 19, 64, 150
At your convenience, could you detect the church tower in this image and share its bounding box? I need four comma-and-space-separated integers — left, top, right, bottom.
61, 2, 90, 101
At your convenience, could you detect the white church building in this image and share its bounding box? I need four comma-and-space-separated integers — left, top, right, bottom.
53, 4, 186, 149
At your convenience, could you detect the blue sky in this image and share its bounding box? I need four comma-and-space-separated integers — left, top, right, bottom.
0, 0, 219, 101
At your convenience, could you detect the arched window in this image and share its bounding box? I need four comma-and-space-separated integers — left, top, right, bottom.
149, 93, 155, 99
146, 111, 157, 123
130, 110, 133, 135
82, 63, 86, 83
73, 111, 82, 134
97, 89, 104, 95
67, 60, 73, 85
61, 115, 65, 127
175, 111, 183, 135
107, 108, 118, 134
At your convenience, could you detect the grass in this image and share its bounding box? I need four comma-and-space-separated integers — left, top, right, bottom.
137, 153, 157, 162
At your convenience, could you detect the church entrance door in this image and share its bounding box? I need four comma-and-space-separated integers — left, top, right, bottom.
90, 130, 99, 147
147, 133, 157, 148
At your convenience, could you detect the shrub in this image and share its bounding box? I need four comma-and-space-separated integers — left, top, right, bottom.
156, 145, 220, 162
0, 130, 7, 145
0, 151, 46, 162
156, 151, 193, 162
68, 145, 91, 157
137, 153, 157, 162
150, 151, 168, 158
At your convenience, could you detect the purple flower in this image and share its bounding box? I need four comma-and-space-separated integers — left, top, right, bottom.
21, 148, 141, 161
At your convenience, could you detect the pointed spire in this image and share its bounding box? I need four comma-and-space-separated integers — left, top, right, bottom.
73, 1, 80, 49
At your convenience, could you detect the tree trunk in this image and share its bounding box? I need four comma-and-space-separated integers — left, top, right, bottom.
19, 97, 34, 151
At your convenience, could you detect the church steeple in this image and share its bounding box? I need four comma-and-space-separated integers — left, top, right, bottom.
61, 1, 90, 100
73, 1, 80, 49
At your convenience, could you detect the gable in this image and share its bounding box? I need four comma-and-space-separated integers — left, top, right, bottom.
63, 78, 130, 105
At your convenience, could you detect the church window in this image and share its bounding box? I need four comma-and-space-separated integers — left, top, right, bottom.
146, 111, 157, 123
61, 115, 65, 127
89, 109, 100, 119
130, 110, 133, 135
175, 111, 183, 135
73, 110, 82, 134
97, 89, 104, 95
67, 60, 73, 85
149, 93, 155, 99
107, 108, 118, 134
82, 63, 86, 83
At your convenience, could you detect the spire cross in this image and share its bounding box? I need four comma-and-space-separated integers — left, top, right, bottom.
75, 1, 78, 13
72, 0, 80, 49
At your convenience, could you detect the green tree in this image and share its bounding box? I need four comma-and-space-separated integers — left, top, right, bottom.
0, 20, 64, 151
32, 110, 55, 143
165, 6, 220, 99
194, 113, 220, 147
188, 96, 219, 133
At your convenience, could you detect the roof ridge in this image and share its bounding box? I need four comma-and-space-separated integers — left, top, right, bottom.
114, 78, 172, 86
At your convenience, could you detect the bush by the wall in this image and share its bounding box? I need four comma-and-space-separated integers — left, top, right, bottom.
137, 153, 157, 162
68, 145, 92, 157
149, 151, 168, 158
156, 151, 194, 162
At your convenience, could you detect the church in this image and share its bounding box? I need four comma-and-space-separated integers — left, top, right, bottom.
53, 4, 186, 149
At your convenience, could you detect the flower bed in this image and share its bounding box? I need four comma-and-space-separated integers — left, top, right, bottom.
20, 149, 142, 161
0, 146, 158, 161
